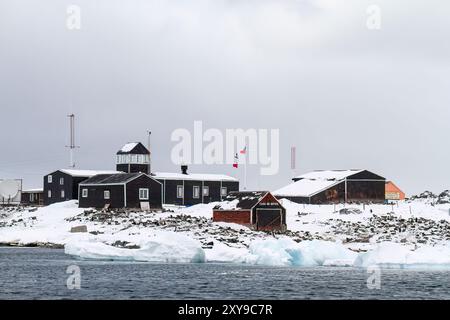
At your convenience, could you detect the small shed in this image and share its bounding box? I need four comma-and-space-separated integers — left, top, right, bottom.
213, 191, 286, 232
78, 172, 162, 209
21, 188, 44, 206
385, 181, 405, 201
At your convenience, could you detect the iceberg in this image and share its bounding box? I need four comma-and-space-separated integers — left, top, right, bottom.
354, 242, 450, 268
65, 232, 206, 263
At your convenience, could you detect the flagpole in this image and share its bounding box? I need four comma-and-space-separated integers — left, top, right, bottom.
244, 152, 247, 190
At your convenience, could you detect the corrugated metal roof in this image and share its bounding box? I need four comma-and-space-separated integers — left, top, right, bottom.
80, 173, 143, 185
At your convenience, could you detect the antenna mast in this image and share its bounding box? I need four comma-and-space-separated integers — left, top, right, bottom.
66, 114, 80, 168
147, 130, 152, 175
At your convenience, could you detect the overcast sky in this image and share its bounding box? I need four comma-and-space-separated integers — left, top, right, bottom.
1, 0, 449, 195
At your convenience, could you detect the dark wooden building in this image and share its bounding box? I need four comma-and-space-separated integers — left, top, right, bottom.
274, 169, 386, 204
43, 169, 120, 205
213, 191, 286, 232
116, 142, 150, 174
78, 172, 162, 209
154, 166, 239, 206
21, 188, 44, 206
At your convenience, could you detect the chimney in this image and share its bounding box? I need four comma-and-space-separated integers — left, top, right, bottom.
181, 165, 188, 175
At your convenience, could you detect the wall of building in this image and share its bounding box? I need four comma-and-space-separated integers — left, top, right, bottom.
310, 182, 346, 204
125, 175, 162, 209
78, 185, 125, 208
157, 179, 239, 206
43, 171, 74, 205
213, 210, 251, 225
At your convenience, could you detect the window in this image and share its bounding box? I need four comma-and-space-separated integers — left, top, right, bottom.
116, 155, 121, 164
104, 190, 110, 200
221, 187, 227, 196
193, 186, 200, 199
131, 154, 137, 163
30, 194, 34, 202
177, 185, 184, 198
48, 190, 52, 198
48, 175, 53, 183
139, 188, 149, 200
60, 177, 64, 185
61, 190, 65, 198
203, 186, 209, 197
82, 189, 88, 198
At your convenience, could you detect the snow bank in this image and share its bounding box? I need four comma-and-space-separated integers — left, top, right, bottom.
65, 232, 206, 263
354, 242, 450, 268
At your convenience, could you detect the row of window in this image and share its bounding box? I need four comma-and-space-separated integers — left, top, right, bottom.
47, 175, 64, 185
81, 188, 150, 201
47, 185, 228, 200
47, 190, 65, 199
176, 185, 227, 199
116, 154, 150, 165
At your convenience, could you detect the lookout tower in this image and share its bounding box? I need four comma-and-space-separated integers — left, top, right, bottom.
116, 142, 150, 174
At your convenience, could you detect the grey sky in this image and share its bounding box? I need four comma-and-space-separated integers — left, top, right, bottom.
1, 0, 449, 195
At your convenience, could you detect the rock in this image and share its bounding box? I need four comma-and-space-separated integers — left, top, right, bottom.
70, 225, 88, 233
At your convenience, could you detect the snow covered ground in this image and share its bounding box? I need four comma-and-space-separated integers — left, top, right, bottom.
1, 194, 450, 268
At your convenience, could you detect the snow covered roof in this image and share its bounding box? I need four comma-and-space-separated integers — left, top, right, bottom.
117, 142, 149, 155
153, 172, 238, 182
273, 179, 342, 198
22, 188, 43, 193
59, 169, 121, 177
120, 142, 139, 153
275, 169, 363, 198
293, 169, 364, 181
214, 191, 270, 210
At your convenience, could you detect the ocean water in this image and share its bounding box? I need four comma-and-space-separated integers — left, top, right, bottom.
1, 247, 450, 300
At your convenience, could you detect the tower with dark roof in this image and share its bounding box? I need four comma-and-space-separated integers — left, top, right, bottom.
116, 142, 150, 174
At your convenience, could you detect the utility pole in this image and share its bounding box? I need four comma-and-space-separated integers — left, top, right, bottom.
147, 130, 152, 175
66, 114, 80, 168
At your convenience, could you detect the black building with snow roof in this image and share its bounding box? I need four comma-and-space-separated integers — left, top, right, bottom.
78, 172, 162, 209
154, 166, 239, 206
115, 142, 239, 206
273, 169, 385, 204
43, 169, 120, 206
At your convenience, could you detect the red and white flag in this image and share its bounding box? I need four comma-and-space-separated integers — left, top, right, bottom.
233, 153, 238, 168
240, 146, 247, 154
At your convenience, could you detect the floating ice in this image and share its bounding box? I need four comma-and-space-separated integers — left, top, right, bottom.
65, 232, 206, 263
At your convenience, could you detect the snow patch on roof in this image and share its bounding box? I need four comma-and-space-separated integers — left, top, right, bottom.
120, 142, 139, 153
154, 172, 238, 182
274, 179, 341, 198
59, 169, 122, 177
294, 169, 363, 181
22, 188, 43, 193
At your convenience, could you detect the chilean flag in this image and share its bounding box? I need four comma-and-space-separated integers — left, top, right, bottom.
233, 153, 238, 168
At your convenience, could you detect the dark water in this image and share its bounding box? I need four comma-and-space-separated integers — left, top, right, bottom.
1, 247, 450, 299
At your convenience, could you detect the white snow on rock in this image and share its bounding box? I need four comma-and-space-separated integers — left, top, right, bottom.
65, 232, 206, 263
